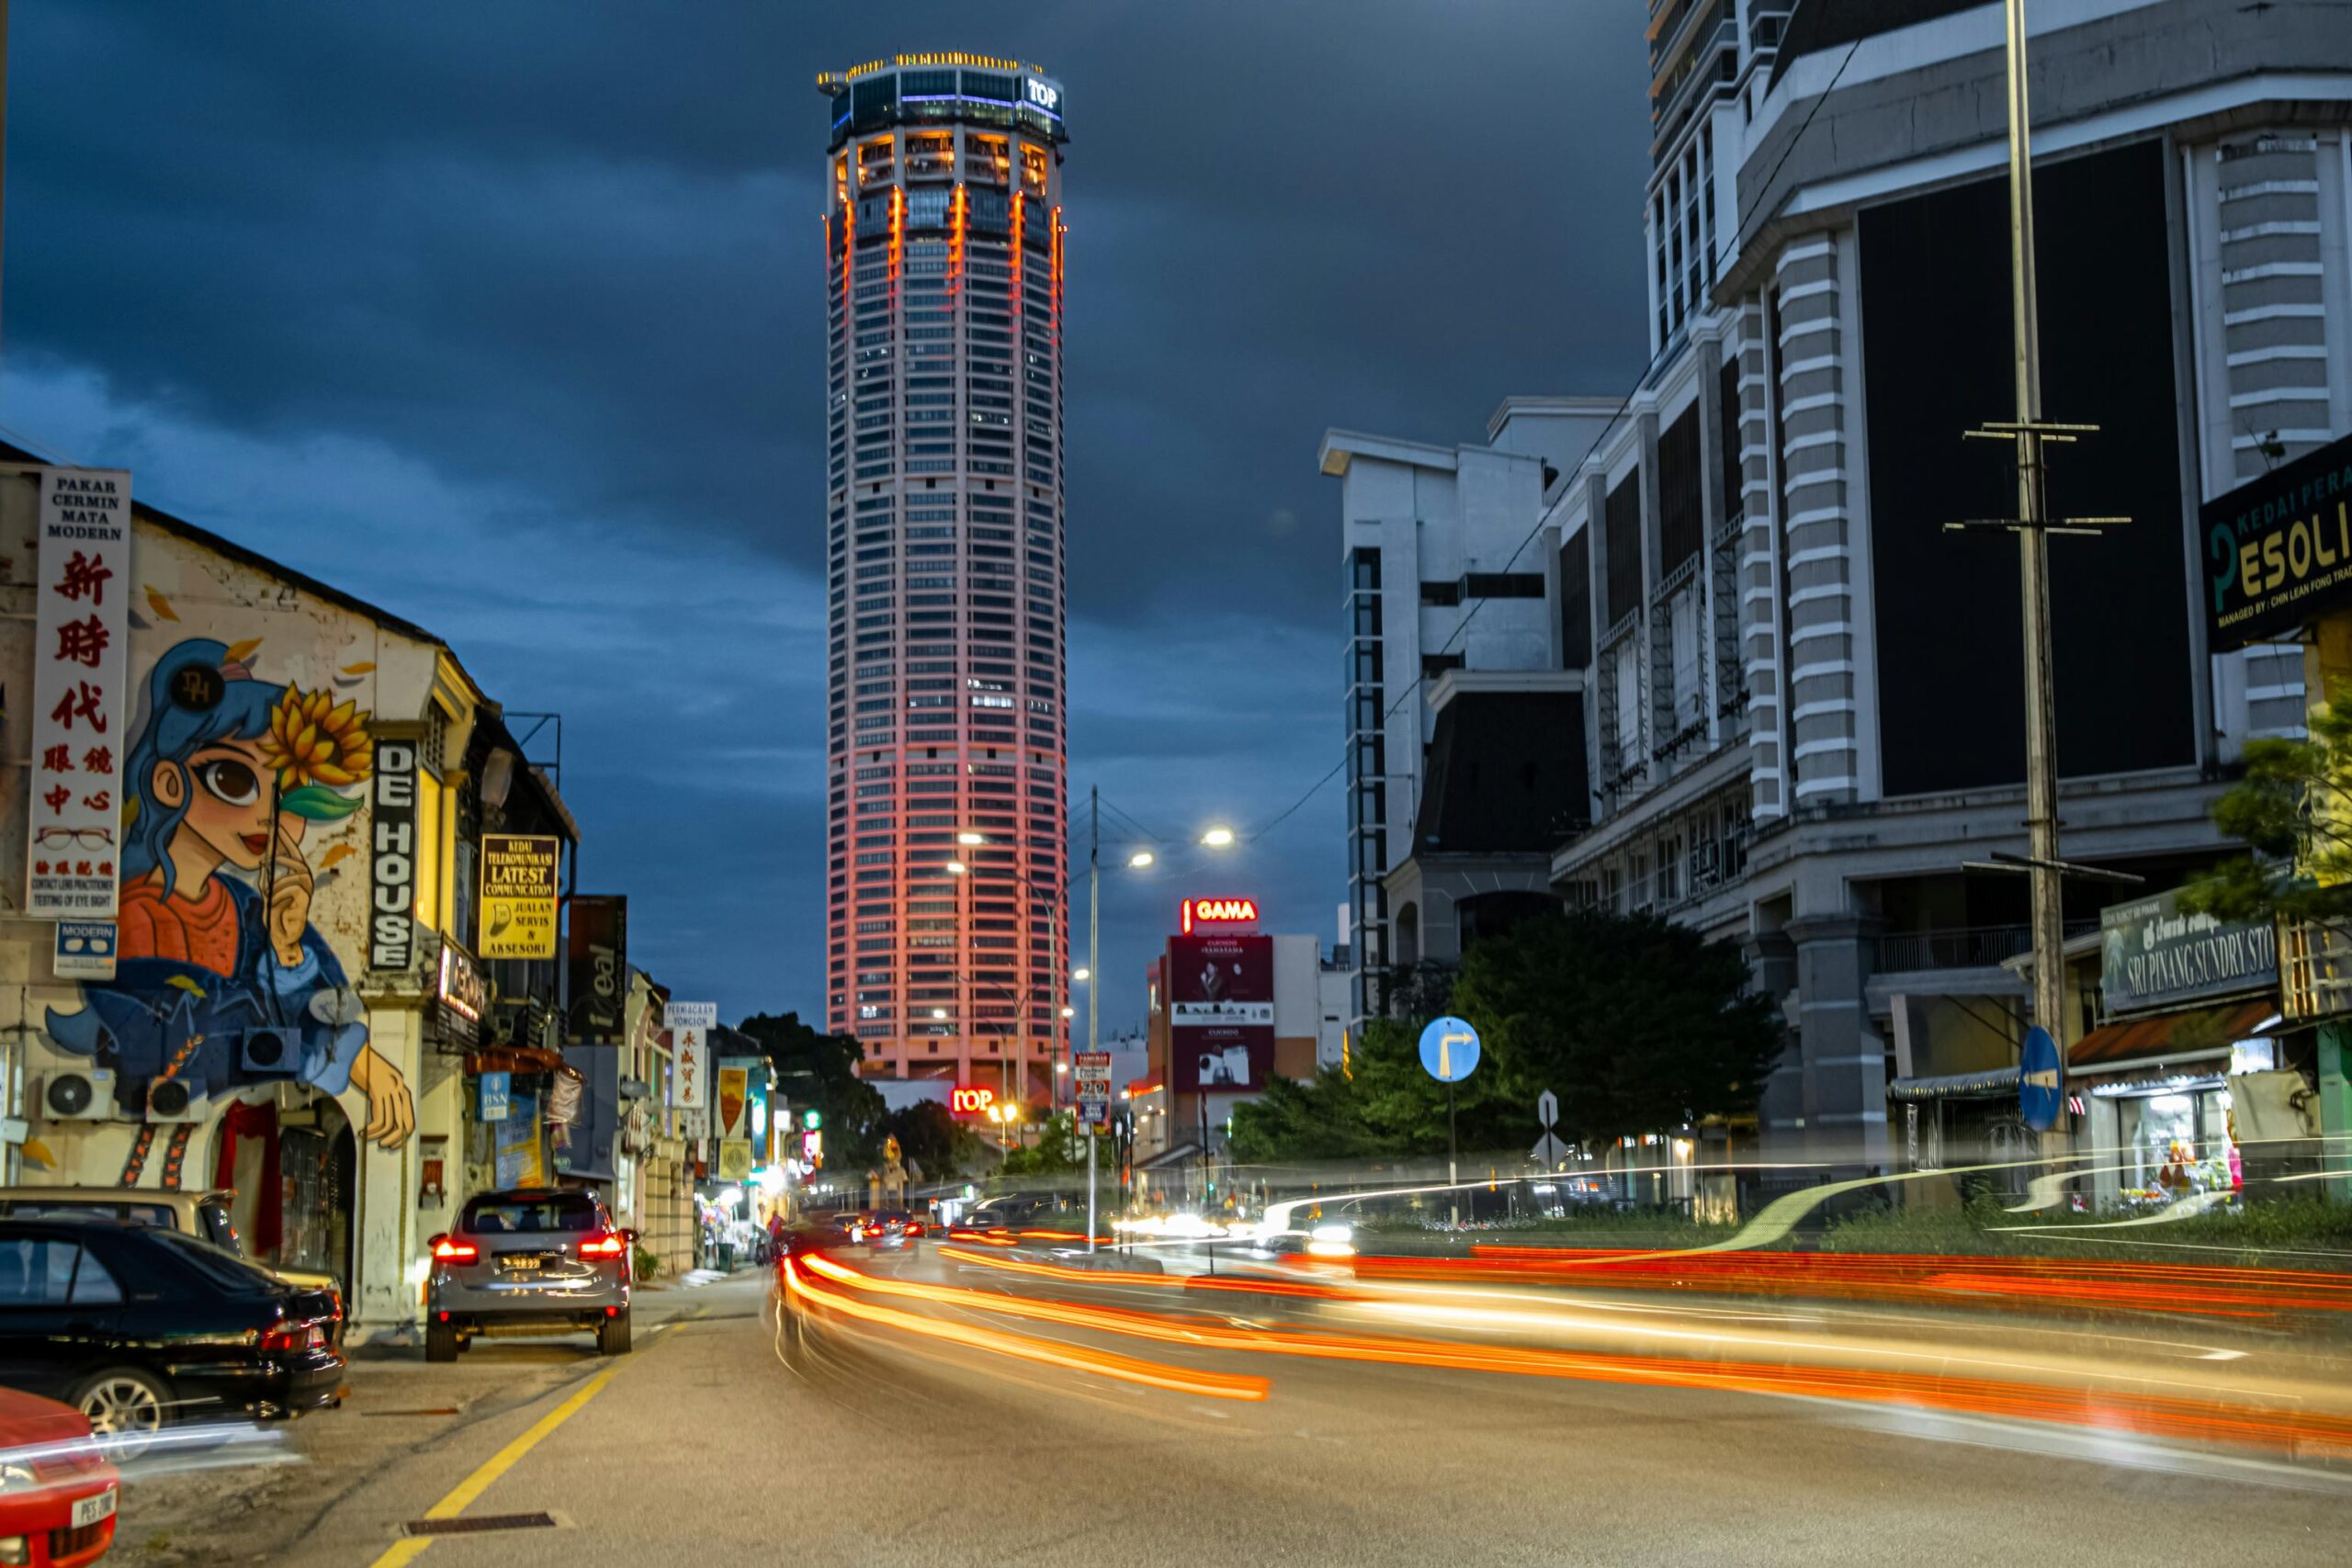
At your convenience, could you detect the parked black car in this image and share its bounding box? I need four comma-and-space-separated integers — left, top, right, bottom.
0, 1216, 344, 1439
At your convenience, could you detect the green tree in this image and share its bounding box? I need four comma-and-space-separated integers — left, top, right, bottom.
2179, 696, 2352, 925
885, 1099, 981, 1181
999, 1111, 1093, 1176
1452, 909, 1781, 1149
734, 1010, 888, 1169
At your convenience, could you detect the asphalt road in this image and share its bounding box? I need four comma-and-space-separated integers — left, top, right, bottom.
130, 1253, 2352, 1568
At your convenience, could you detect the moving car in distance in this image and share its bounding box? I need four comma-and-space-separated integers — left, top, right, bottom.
0, 1189, 344, 1338
0, 1216, 343, 1439
0, 1388, 119, 1568
425, 1189, 633, 1362
845, 1210, 922, 1244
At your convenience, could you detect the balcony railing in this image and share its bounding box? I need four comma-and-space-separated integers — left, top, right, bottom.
1873, 921, 2098, 974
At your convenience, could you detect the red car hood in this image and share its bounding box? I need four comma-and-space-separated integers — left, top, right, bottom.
0, 1387, 96, 1448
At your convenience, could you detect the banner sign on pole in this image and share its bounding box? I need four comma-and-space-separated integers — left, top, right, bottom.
28, 468, 131, 919
667, 1001, 716, 1111
480, 832, 560, 958
567, 895, 628, 1041
1074, 1050, 1113, 1127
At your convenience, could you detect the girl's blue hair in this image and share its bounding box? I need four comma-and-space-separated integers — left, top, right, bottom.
122, 639, 285, 897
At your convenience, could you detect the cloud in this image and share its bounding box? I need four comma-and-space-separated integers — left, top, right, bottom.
3, 0, 1653, 1021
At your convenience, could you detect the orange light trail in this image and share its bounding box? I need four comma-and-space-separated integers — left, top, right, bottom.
1353, 1246, 2352, 1322
784, 1258, 1267, 1403
803, 1251, 2352, 1454
941, 1244, 1354, 1303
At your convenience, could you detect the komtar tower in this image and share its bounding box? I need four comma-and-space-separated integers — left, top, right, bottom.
818, 54, 1070, 1103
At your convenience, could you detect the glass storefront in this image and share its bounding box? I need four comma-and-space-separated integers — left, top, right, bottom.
2112, 1080, 2236, 1202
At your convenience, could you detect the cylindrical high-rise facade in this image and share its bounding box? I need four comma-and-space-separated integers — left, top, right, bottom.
819, 54, 1069, 1100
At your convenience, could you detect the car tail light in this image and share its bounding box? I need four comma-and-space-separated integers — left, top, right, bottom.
432, 1236, 479, 1262
578, 1232, 627, 1258
261, 1319, 327, 1352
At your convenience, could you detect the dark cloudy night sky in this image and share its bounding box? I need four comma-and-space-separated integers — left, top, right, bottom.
0, 2, 1649, 1030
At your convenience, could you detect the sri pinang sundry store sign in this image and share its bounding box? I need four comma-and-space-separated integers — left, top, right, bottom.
2205, 431, 2352, 649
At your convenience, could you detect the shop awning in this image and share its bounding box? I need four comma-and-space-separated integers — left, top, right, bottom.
2070, 997, 2278, 1073
1888, 1066, 2021, 1102
1137, 1142, 1204, 1171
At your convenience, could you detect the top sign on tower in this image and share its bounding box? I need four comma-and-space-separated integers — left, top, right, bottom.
1180, 897, 1259, 934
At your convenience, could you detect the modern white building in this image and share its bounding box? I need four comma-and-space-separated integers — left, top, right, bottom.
818, 54, 1072, 1102
1317, 400, 1616, 1025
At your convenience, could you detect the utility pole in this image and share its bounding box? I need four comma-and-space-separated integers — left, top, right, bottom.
1948, 1, 2128, 1152
2004, 0, 2067, 1124
1086, 786, 1100, 1253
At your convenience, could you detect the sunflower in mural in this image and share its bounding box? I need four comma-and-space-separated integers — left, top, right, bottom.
261, 686, 376, 810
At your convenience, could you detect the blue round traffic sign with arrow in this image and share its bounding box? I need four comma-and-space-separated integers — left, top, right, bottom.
1419, 1016, 1481, 1083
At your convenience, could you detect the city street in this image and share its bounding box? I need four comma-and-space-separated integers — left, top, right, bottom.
108, 1255, 2352, 1568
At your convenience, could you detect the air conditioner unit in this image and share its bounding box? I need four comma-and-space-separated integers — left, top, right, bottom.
145, 1077, 209, 1124
40, 1068, 118, 1122
237, 1027, 296, 1076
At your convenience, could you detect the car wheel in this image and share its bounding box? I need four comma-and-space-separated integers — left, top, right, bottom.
597, 1310, 632, 1357
426, 1321, 459, 1363
72, 1367, 171, 1447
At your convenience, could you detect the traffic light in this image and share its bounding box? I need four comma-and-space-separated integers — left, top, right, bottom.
802, 1108, 821, 1131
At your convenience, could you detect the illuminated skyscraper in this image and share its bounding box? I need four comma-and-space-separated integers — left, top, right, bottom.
819, 55, 1069, 1100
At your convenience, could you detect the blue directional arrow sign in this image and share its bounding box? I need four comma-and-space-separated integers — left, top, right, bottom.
2018, 1026, 2063, 1132
1418, 1016, 1481, 1083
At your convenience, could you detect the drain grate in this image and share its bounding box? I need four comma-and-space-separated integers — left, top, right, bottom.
402, 1513, 559, 1537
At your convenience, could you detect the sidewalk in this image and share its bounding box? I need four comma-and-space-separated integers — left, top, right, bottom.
116, 1271, 775, 1565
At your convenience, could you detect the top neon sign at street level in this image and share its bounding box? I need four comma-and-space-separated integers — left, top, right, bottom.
950, 1085, 996, 1116
1181, 897, 1259, 934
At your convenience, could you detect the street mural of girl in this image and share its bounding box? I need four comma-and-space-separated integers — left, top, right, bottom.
45, 637, 415, 1153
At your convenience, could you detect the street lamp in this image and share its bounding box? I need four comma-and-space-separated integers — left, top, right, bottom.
957, 831, 986, 846
931, 1008, 948, 1021
1127, 851, 1155, 869
1071, 966, 1091, 983
945, 860, 967, 875
1200, 826, 1236, 849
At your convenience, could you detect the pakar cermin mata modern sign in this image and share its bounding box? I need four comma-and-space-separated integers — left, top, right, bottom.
2205, 430, 2352, 650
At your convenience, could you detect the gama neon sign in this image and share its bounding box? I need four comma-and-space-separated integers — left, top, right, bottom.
1180, 897, 1259, 934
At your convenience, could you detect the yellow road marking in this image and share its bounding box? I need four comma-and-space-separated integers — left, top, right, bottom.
365, 1361, 625, 1568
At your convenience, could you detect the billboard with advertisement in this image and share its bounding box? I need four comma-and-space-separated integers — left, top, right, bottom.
566, 895, 628, 1042
2203, 431, 2352, 651
1169, 933, 1273, 1092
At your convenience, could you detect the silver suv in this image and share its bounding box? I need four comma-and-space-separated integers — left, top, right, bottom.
425, 1189, 633, 1361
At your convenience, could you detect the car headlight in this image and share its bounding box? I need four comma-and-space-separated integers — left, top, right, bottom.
0, 1533, 28, 1565
0, 1463, 38, 1494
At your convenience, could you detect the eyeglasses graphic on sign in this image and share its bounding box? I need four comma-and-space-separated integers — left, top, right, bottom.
35, 826, 114, 849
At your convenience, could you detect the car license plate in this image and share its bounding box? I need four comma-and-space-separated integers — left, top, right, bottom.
503, 1255, 543, 1273
73, 1486, 117, 1528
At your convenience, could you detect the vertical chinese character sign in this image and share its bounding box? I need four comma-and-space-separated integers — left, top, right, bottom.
28, 469, 130, 919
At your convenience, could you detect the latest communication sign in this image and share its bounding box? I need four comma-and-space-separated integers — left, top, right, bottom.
28, 468, 130, 919
480, 833, 560, 958
1170, 933, 1273, 1092
2204, 430, 2352, 650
